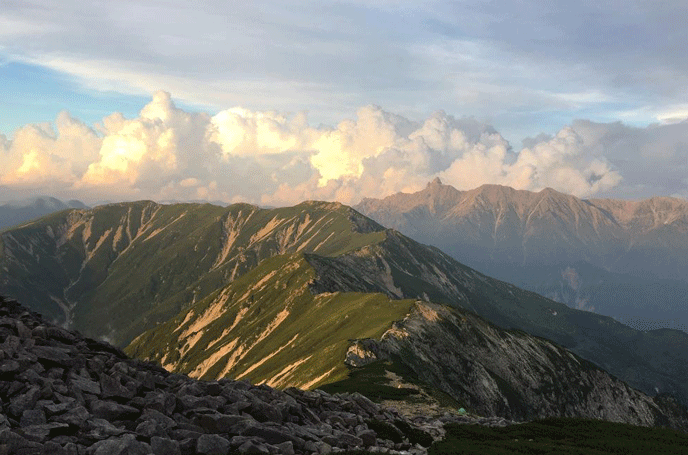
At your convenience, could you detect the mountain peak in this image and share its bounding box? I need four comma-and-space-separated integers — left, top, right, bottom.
428, 177, 443, 187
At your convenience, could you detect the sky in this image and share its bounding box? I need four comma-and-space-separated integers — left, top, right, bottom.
1, 0, 688, 205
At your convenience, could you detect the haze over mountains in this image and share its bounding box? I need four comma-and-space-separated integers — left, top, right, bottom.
0, 197, 87, 231
1, 199, 688, 430
356, 179, 688, 331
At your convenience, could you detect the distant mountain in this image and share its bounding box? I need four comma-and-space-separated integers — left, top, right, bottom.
355, 179, 688, 331
2, 200, 688, 417
0, 196, 87, 231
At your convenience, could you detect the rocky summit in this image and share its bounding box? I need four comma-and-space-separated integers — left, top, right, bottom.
0, 295, 521, 455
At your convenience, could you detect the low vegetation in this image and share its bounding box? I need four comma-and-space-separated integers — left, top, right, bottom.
430, 418, 688, 454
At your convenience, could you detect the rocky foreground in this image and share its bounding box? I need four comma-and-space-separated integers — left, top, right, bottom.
0, 296, 516, 454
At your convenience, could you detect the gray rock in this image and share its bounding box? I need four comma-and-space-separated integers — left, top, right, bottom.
192, 411, 246, 433
32, 346, 72, 367
358, 429, 377, 447
0, 359, 20, 374
88, 434, 151, 455
313, 440, 332, 454
62, 442, 79, 455
42, 402, 73, 416
70, 376, 101, 396
247, 399, 283, 423
100, 374, 134, 400
140, 409, 177, 430
20, 410, 46, 427
83, 418, 127, 440
196, 434, 230, 455
241, 424, 302, 446
0, 428, 43, 454
237, 439, 270, 454
42, 441, 66, 455
135, 419, 166, 438
90, 401, 139, 420
275, 441, 295, 455
9, 386, 41, 417
17, 423, 69, 443
323, 432, 362, 449
52, 406, 90, 427
150, 436, 181, 455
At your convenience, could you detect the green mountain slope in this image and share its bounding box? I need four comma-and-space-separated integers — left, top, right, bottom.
0, 200, 384, 345
126, 253, 414, 389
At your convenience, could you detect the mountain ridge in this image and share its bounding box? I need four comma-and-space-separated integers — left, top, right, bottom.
355, 181, 688, 331
2, 199, 688, 416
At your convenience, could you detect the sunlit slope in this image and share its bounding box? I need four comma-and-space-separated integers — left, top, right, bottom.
126, 253, 414, 389
0, 200, 385, 345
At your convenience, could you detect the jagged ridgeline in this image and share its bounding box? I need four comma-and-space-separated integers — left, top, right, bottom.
355, 180, 688, 331
2, 200, 688, 426
0, 200, 385, 346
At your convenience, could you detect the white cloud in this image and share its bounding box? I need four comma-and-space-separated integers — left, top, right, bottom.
0, 112, 100, 187
5, 91, 688, 206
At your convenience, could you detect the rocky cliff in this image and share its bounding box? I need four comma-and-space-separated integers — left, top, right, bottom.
347, 302, 688, 427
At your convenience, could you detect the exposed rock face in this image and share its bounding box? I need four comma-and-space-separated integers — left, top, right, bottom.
345, 341, 379, 368
0, 296, 440, 454
4, 197, 688, 428
358, 302, 688, 429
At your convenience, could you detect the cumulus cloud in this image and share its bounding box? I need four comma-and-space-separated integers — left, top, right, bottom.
0, 112, 100, 188
3, 91, 688, 206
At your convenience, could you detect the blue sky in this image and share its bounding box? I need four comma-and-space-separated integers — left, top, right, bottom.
3, 0, 685, 142
1, 1, 688, 204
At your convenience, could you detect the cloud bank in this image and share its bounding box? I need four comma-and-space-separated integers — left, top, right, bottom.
1, 91, 685, 206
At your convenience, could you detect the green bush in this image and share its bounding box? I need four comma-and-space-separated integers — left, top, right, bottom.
393, 419, 434, 447
364, 419, 404, 443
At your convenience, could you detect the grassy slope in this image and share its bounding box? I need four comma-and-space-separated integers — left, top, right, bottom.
0, 200, 385, 346
126, 253, 414, 389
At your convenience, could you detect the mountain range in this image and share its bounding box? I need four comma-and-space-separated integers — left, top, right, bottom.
0, 196, 87, 231
1, 199, 688, 428
356, 179, 688, 331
